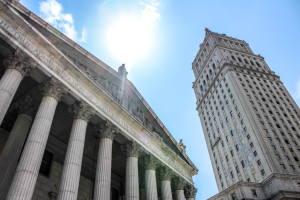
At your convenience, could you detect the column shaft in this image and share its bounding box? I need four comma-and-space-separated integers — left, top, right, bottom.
6, 96, 58, 200
145, 169, 158, 200
161, 180, 172, 200
57, 119, 87, 200
94, 138, 113, 200
0, 114, 32, 200
0, 69, 23, 124
175, 190, 184, 200
126, 157, 139, 200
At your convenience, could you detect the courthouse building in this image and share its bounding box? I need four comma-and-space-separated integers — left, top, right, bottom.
192, 29, 300, 199
0, 0, 198, 199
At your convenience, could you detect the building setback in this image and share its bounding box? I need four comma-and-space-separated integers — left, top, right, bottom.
192, 28, 300, 200
0, 0, 198, 199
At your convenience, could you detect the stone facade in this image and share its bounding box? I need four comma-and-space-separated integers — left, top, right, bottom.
0, 0, 198, 199
192, 29, 300, 199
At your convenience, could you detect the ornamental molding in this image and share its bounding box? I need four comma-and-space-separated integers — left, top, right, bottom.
184, 184, 197, 198
120, 141, 142, 158
142, 155, 159, 170
159, 167, 173, 181
4, 48, 36, 76
0, 4, 195, 183
172, 176, 186, 190
69, 101, 95, 122
40, 78, 68, 101
95, 121, 119, 140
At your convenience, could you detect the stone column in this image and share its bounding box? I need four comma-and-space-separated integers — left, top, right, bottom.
184, 184, 197, 200
0, 95, 37, 200
144, 155, 158, 200
93, 121, 119, 200
160, 167, 173, 200
6, 78, 66, 200
121, 141, 142, 200
0, 51, 35, 125
57, 102, 94, 200
173, 177, 185, 200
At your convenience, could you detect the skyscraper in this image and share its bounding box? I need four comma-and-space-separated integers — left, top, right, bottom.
192, 29, 300, 200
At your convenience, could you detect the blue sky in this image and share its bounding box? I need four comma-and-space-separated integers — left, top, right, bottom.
20, 0, 300, 199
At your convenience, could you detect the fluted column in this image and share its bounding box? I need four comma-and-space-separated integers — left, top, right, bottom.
94, 121, 119, 200
0, 95, 37, 200
6, 78, 66, 200
184, 184, 197, 200
160, 167, 173, 200
144, 155, 158, 200
0, 51, 35, 125
173, 177, 185, 200
57, 102, 94, 200
121, 141, 142, 200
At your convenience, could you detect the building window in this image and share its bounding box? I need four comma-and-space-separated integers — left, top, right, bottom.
39, 150, 53, 177
257, 159, 261, 166
261, 169, 265, 176
231, 193, 237, 200
253, 151, 257, 157
251, 189, 258, 197
241, 160, 245, 168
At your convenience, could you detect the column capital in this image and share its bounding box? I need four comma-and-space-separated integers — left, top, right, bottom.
120, 141, 142, 157
142, 155, 158, 170
40, 78, 67, 101
69, 101, 95, 122
184, 184, 197, 199
4, 49, 36, 76
95, 121, 119, 140
159, 167, 173, 181
172, 176, 185, 190
15, 95, 38, 118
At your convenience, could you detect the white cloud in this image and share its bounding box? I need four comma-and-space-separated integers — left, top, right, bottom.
39, 0, 86, 43
141, 0, 160, 25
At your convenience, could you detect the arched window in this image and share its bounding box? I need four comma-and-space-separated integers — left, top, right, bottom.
209, 69, 212, 75
203, 80, 206, 86
231, 56, 236, 61
200, 85, 203, 91
206, 74, 209, 81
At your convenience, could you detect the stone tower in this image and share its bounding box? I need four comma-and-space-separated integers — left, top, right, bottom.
192, 29, 300, 199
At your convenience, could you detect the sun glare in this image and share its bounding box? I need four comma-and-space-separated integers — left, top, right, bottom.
106, 15, 153, 71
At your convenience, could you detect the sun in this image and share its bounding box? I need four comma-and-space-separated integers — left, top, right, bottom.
106, 15, 153, 72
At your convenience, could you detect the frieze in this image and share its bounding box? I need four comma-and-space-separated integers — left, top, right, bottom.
65, 53, 163, 143
0, 12, 194, 183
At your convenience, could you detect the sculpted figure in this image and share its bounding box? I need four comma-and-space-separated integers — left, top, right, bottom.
178, 139, 186, 151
